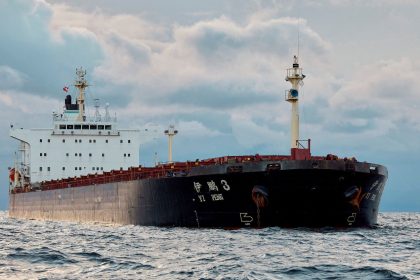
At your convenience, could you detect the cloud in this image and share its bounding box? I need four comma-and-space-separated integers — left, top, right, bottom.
0, 66, 27, 89
46, 4, 331, 105
0, 0, 103, 97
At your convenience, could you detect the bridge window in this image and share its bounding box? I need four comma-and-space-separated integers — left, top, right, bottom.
82, 125, 89, 129
75, 125, 81, 129
67, 125, 73, 129
98, 125, 104, 130
59, 125, 66, 129
90, 125, 97, 130
105, 125, 111, 130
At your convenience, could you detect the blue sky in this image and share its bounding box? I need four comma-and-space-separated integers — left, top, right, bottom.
0, 0, 419, 211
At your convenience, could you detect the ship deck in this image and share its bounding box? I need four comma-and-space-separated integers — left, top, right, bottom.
11, 154, 331, 194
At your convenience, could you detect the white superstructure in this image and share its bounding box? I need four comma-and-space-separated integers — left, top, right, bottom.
10, 68, 140, 187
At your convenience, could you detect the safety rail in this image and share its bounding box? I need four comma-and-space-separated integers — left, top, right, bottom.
10, 154, 310, 194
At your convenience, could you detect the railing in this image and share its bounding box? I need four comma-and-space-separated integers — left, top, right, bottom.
296, 139, 311, 150
10, 154, 294, 194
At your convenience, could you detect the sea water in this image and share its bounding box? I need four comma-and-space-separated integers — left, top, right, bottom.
0, 212, 418, 279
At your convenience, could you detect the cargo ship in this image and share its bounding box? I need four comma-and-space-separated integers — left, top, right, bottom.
8, 56, 387, 227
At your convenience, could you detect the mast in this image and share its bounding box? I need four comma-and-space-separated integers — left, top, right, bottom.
285, 55, 306, 149
74, 67, 89, 122
164, 125, 178, 163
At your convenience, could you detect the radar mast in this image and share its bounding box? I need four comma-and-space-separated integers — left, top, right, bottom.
74, 67, 89, 122
285, 55, 306, 149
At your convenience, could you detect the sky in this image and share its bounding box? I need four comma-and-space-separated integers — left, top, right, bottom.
0, 0, 419, 211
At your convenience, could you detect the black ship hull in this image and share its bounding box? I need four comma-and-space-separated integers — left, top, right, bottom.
9, 159, 387, 228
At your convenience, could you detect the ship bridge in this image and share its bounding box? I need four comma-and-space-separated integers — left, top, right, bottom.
10, 68, 140, 187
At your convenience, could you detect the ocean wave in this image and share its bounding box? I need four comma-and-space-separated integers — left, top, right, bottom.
0, 212, 418, 279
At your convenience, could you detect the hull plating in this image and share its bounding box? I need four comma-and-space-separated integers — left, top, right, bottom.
9, 160, 387, 228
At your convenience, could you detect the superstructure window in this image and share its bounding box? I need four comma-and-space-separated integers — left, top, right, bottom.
39, 167, 42, 171
82, 125, 89, 129
105, 139, 108, 143
100, 167, 103, 170
102, 153, 104, 157
67, 125, 73, 129
79, 153, 82, 157
59, 125, 66, 129
105, 125, 112, 130
98, 125, 104, 130
62, 139, 65, 143
75, 167, 77, 170
47, 167, 50, 171
120, 140, 123, 143
66, 153, 69, 156
79, 139, 82, 143
62, 167, 65, 171
79, 167, 82, 170
124, 153, 126, 157
44, 153, 47, 156
92, 167, 95, 170
40, 153, 42, 156
75, 125, 81, 129
90, 125, 97, 130
89, 139, 92, 143
75, 153, 78, 156
128, 153, 130, 157
93, 139, 96, 143
40, 139, 42, 143
48, 139, 51, 143
128, 140, 131, 143
89, 153, 92, 157
75, 139, 77, 143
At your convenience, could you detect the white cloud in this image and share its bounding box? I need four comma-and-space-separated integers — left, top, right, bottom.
0, 66, 27, 89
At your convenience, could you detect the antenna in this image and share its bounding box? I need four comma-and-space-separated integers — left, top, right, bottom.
105, 103, 111, 122
297, 20, 300, 58
297, 1, 301, 58
94, 98, 101, 121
